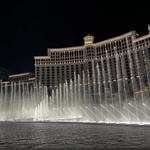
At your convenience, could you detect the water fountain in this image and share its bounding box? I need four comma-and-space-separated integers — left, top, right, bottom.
0, 47, 150, 125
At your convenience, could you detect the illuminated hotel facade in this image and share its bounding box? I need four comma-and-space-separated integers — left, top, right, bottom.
34, 26, 150, 97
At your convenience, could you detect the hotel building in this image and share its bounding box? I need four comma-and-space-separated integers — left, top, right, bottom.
0, 72, 35, 89
34, 26, 150, 98
9, 72, 35, 82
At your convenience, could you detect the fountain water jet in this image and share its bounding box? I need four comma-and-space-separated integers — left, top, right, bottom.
0, 47, 150, 125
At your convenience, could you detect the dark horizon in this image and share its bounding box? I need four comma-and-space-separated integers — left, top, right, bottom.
0, 1, 149, 74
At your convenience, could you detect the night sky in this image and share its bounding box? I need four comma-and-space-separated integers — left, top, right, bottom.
0, 1, 149, 74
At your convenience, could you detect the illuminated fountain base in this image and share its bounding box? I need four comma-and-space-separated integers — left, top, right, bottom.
33, 99, 150, 125
0, 79, 150, 125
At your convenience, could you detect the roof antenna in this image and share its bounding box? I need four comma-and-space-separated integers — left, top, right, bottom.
148, 24, 150, 34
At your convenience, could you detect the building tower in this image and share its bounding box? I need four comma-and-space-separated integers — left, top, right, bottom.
83, 34, 94, 45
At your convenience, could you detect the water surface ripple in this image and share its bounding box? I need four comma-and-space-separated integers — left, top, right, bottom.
0, 122, 149, 149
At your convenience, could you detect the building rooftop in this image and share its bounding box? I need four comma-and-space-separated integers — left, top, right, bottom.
47, 31, 137, 52
94, 31, 136, 46
9, 72, 34, 78
34, 56, 50, 59
133, 34, 150, 42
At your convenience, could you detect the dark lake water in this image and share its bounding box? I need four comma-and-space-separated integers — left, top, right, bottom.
0, 122, 150, 149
